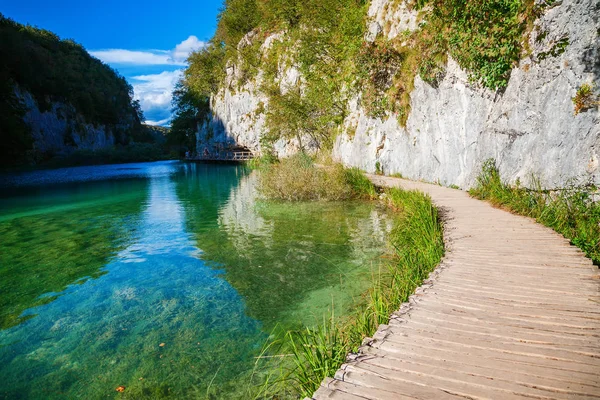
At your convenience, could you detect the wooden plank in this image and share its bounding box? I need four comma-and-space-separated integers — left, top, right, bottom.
358, 346, 600, 392
343, 362, 600, 400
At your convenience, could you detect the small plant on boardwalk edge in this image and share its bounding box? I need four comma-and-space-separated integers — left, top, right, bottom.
470, 158, 600, 264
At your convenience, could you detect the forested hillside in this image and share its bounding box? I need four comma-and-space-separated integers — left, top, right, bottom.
0, 14, 145, 167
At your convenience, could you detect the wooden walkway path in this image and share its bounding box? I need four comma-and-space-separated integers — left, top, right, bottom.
311, 176, 600, 400
187, 150, 254, 162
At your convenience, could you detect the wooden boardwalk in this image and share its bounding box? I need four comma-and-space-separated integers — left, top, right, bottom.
311, 176, 600, 400
187, 150, 254, 162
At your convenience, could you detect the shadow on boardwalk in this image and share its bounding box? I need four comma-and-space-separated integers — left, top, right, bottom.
310, 176, 600, 400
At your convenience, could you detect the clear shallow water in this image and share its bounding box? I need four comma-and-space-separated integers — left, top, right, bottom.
0, 161, 393, 399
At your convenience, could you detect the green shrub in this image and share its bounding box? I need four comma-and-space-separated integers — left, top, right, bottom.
420, 0, 535, 89
470, 159, 600, 263
246, 153, 278, 170
258, 154, 354, 201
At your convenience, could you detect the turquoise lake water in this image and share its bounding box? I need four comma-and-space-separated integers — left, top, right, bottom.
0, 161, 393, 399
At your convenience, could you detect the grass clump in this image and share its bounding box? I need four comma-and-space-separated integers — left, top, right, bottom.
285, 319, 349, 395
258, 154, 352, 201
470, 159, 600, 263
281, 186, 444, 397
258, 154, 377, 201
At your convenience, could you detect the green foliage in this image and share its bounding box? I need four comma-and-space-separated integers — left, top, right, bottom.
282, 185, 444, 396
42, 143, 172, 168
470, 159, 600, 263
0, 15, 142, 124
0, 73, 31, 166
168, 82, 208, 154
185, 44, 226, 96
357, 39, 405, 119
246, 153, 278, 169
261, 0, 368, 149
285, 320, 348, 397
537, 36, 569, 61
258, 0, 303, 28
421, 0, 535, 89
215, 0, 260, 51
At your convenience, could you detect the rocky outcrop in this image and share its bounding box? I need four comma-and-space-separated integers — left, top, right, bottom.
198, 0, 600, 188
195, 33, 319, 158
18, 87, 136, 158
336, 0, 600, 188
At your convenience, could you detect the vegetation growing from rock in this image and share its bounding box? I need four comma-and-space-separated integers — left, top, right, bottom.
0, 14, 144, 166
572, 83, 599, 115
175, 0, 539, 148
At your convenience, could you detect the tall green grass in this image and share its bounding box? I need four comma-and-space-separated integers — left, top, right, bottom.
258, 154, 377, 201
470, 159, 600, 264
343, 167, 377, 199
278, 186, 444, 397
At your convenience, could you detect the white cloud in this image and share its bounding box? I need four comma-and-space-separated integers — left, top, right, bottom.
90, 36, 205, 66
90, 36, 205, 126
131, 70, 183, 120
145, 117, 172, 126
90, 49, 177, 65
172, 36, 206, 63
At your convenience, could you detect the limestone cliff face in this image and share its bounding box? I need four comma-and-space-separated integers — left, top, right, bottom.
196, 33, 312, 157
198, 0, 600, 188
18, 87, 137, 158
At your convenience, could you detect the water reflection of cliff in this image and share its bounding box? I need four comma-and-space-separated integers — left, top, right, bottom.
0, 178, 149, 329
178, 167, 394, 330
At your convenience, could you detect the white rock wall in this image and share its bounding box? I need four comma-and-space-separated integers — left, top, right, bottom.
201, 0, 600, 188
196, 33, 317, 158
335, 0, 600, 188
18, 88, 133, 157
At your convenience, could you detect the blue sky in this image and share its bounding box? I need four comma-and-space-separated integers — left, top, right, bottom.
2, 0, 223, 125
